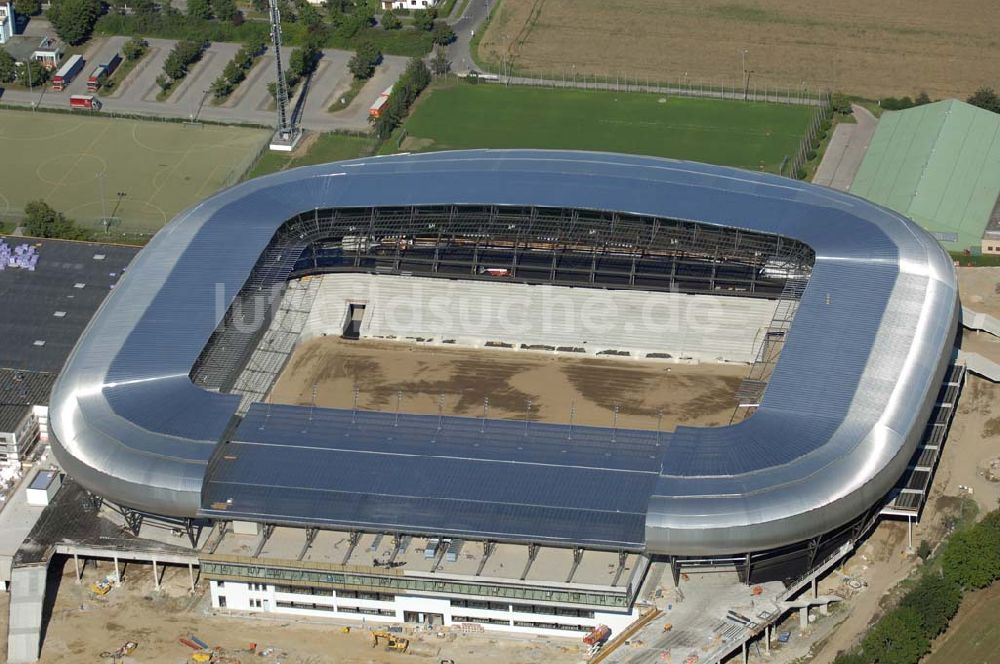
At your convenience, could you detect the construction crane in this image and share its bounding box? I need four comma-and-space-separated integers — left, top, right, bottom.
371, 631, 409, 653
266, 0, 300, 150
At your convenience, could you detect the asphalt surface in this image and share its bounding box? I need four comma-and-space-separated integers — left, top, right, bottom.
812, 104, 878, 191
0, 38, 405, 131
447, 0, 493, 74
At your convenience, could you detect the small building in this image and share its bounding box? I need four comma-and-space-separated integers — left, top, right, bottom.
851, 99, 1000, 254
381, 0, 437, 9
25, 468, 61, 506
0, 1, 15, 44
0, 370, 56, 468
31, 35, 63, 69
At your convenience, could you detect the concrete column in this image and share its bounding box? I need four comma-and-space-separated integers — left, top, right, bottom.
152, 560, 160, 592
113, 556, 120, 584
820, 602, 830, 616
812, 576, 818, 598
188, 563, 195, 592
742, 640, 748, 664
73, 553, 81, 583
765, 625, 771, 654
799, 606, 809, 631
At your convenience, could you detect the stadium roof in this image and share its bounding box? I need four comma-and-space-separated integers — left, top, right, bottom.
0, 236, 138, 373
49, 151, 959, 556
850, 99, 1000, 252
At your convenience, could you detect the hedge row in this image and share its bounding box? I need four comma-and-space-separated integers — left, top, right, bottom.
835, 509, 1000, 664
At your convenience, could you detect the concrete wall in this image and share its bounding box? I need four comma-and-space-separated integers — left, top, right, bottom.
300, 274, 777, 364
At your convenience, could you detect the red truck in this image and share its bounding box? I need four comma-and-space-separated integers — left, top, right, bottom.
69, 94, 102, 111
51, 54, 84, 92
87, 52, 122, 92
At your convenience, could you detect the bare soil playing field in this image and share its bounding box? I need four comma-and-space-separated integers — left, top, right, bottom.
268, 338, 746, 431
479, 0, 1000, 99
12, 558, 581, 664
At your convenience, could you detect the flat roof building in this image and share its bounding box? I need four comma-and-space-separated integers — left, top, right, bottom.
851, 99, 1000, 253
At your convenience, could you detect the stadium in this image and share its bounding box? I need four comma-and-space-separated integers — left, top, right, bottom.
47, 150, 959, 641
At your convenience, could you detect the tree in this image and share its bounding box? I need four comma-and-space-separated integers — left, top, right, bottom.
123, 37, 150, 62
289, 42, 320, 79
942, 523, 1000, 589
47, 0, 101, 45
347, 41, 381, 80
14, 0, 42, 16
132, 0, 157, 16
430, 47, 450, 76
156, 73, 171, 91
831, 654, 867, 664
968, 86, 1000, 114
432, 20, 455, 45
16, 60, 49, 87
211, 0, 239, 22
899, 574, 961, 637
0, 50, 17, 84
251, 0, 268, 13
380, 8, 401, 29
861, 607, 929, 664
412, 7, 434, 30
915, 91, 932, 106
916, 539, 932, 561
23, 200, 90, 240
187, 0, 213, 19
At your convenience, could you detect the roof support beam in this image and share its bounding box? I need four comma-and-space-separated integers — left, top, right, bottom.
253, 523, 274, 558
566, 547, 585, 583
342, 530, 362, 565
520, 543, 540, 581
475, 541, 496, 576
297, 527, 319, 561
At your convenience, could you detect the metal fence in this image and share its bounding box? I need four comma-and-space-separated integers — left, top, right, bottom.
470, 67, 828, 107
786, 93, 833, 179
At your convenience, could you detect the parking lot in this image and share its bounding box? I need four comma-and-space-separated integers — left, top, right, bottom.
0, 37, 404, 131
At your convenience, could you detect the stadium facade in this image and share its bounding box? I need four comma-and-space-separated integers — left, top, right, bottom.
48, 150, 959, 635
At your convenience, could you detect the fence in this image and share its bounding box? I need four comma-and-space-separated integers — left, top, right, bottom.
785, 93, 833, 179
469, 66, 828, 107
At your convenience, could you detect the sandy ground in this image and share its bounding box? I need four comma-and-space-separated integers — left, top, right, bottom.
16, 558, 582, 664
268, 337, 747, 431
957, 267, 1000, 319
479, 0, 1000, 98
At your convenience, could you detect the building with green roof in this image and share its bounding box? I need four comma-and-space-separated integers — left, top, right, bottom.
850, 99, 1000, 253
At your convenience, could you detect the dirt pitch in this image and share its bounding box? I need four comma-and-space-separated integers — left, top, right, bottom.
268, 337, 746, 431
478, 0, 1000, 99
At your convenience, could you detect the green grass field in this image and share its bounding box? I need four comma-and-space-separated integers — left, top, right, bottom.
245, 132, 376, 180
392, 82, 814, 172
927, 582, 1000, 664
0, 111, 269, 234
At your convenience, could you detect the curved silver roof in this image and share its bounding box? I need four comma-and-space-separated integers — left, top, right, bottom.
48, 150, 958, 554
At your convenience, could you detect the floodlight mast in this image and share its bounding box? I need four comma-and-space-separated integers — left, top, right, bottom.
268, 0, 293, 139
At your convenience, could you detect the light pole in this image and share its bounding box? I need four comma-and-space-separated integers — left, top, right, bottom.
741, 49, 749, 100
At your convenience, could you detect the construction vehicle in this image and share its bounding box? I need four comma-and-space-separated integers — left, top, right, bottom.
371, 630, 409, 653
90, 575, 116, 595
583, 624, 611, 646
100, 641, 137, 661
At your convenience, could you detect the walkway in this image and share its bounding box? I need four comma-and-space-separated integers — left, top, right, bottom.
812, 104, 877, 190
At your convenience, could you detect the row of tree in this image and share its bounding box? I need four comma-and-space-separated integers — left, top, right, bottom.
834, 508, 1000, 664
187, 0, 241, 24
266, 39, 321, 100
210, 34, 267, 100
369, 56, 431, 139
156, 39, 208, 93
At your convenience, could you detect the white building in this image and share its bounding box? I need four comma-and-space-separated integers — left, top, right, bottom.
381, 0, 438, 10
203, 526, 646, 639
0, 2, 14, 44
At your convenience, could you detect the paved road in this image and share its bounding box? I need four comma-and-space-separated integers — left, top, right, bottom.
0, 38, 403, 132
812, 104, 877, 191
447, 0, 493, 74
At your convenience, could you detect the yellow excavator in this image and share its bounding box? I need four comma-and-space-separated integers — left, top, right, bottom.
371, 631, 409, 653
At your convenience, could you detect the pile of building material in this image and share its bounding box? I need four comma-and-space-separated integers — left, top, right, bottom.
0, 241, 39, 271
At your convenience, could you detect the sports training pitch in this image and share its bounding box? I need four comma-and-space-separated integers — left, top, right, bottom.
397, 82, 814, 173
0, 111, 269, 233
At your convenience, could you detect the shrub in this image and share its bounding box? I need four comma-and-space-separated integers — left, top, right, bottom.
861, 607, 929, 664
381, 9, 401, 30
899, 573, 961, 638
122, 36, 149, 61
